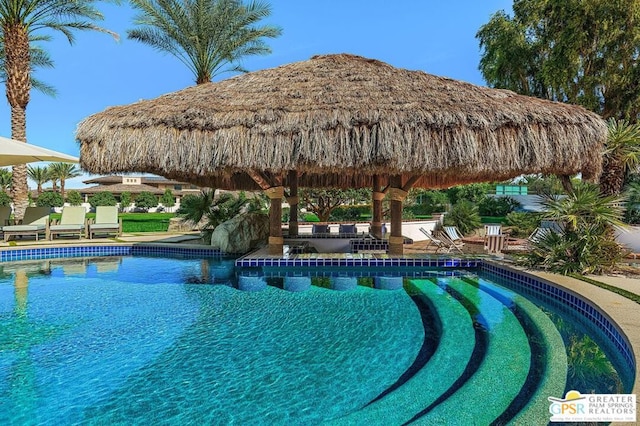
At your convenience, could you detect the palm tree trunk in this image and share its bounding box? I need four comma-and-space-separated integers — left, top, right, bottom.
60, 179, 65, 200
4, 23, 32, 220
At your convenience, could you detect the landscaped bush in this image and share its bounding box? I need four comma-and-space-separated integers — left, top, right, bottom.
477, 196, 520, 216
504, 212, 539, 238
518, 184, 625, 274
36, 191, 64, 208
89, 191, 117, 208
329, 205, 369, 221
134, 191, 159, 212
443, 200, 481, 235
0, 191, 11, 206
66, 190, 83, 206
408, 190, 449, 215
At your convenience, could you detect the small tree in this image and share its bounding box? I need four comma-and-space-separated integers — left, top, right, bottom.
89, 191, 118, 209
134, 191, 159, 212
36, 191, 64, 208
119, 191, 132, 212
300, 188, 369, 222
66, 190, 83, 206
160, 189, 175, 212
0, 191, 12, 206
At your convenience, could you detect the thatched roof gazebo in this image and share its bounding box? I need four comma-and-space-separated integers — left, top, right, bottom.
76, 53, 607, 255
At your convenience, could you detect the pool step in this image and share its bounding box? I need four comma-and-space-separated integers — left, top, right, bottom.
413, 277, 532, 425
469, 277, 567, 424
329, 279, 476, 425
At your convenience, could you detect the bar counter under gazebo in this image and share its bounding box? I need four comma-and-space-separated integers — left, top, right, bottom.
76, 54, 606, 255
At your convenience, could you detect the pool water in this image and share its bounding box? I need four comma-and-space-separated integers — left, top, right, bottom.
0, 255, 632, 425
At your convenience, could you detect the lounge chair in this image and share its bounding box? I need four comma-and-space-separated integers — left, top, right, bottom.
483, 224, 507, 253
338, 223, 358, 237
49, 206, 87, 240
3, 206, 51, 241
442, 226, 466, 250
419, 227, 454, 253
0, 205, 12, 238
312, 224, 330, 235
88, 206, 122, 239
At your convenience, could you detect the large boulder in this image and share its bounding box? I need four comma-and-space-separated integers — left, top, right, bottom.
211, 212, 269, 254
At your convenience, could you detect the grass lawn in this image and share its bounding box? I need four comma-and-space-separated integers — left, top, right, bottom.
50, 212, 175, 233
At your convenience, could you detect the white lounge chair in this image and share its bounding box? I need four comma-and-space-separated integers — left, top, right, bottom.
419, 227, 455, 253
3, 206, 51, 241
442, 226, 466, 251
49, 206, 87, 240
483, 224, 507, 253
88, 206, 122, 239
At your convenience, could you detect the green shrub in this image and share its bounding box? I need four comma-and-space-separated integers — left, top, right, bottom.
160, 189, 175, 209
134, 191, 159, 212
443, 200, 481, 235
518, 184, 625, 274
409, 190, 449, 214
329, 205, 368, 221
302, 213, 319, 222
66, 190, 83, 206
504, 212, 539, 238
36, 191, 64, 208
120, 191, 132, 212
0, 191, 11, 206
446, 183, 491, 204
89, 191, 117, 208
477, 196, 520, 216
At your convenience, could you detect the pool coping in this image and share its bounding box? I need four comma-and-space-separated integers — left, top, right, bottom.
0, 242, 637, 422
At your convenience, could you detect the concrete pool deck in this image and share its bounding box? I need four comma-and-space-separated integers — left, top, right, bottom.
0, 232, 638, 422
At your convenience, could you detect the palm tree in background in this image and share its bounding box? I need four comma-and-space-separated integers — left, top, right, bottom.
600, 119, 640, 196
26, 165, 49, 195
48, 163, 81, 200
0, 0, 117, 219
128, 0, 281, 84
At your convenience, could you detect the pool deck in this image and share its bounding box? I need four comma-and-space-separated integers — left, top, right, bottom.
0, 232, 638, 421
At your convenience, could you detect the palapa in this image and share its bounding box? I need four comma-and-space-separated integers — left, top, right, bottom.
76, 53, 607, 254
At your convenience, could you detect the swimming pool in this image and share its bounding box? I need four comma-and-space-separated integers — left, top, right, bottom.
0, 253, 635, 424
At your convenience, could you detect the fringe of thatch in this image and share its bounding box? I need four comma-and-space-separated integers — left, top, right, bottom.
76, 54, 606, 189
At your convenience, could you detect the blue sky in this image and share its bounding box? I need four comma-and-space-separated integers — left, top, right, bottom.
0, 0, 514, 189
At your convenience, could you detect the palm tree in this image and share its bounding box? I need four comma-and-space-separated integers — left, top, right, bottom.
128, 0, 282, 84
48, 163, 81, 199
0, 1, 116, 220
26, 165, 49, 195
600, 119, 640, 196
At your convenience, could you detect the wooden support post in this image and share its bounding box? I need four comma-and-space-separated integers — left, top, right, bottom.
388, 175, 406, 255
371, 174, 383, 239
248, 170, 284, 255
287, 170, 299, 237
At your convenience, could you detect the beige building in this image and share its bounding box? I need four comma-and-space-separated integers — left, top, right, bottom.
80, 176, 202, 208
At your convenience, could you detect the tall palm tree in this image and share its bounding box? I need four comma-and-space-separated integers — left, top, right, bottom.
26, 165, 49, 195
600, 119, 640, 196
48, 163, 81, 199
0, 1, 117, 219
128, 0, 282, 84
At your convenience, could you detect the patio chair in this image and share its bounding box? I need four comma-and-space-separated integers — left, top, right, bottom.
3, 206, 51, 242
0, 205, 12, 237
338, 223, 358, 237
88, 206, 122, 239
419, 227, 453, 253
442, 226, 466, 250
312, 224, 330, 235
483, 224, 507, 253
49, 206, 87, 240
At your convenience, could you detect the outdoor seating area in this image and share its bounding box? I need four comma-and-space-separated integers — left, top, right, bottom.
3, 207, 51, 242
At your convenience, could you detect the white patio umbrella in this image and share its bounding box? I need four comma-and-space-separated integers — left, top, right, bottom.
0, 135, 78, 166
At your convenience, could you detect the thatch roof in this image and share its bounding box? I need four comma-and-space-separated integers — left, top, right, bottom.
76, 53, 606, 190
